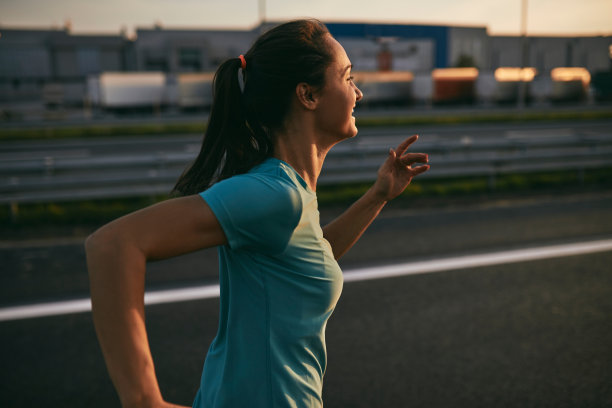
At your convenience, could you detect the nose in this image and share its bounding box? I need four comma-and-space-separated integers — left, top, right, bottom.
354, 84, 363, 102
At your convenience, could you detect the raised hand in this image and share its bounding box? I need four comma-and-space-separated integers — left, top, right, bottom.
372, 134, 430, 202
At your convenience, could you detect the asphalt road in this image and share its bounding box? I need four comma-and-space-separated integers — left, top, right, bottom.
1, 190, 612, 407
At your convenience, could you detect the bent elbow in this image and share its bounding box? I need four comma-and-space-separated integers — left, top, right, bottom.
84, 231, 96, 254
85, 228, 105, 259
84, 226, 119, 275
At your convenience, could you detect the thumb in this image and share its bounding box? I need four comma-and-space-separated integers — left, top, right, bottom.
380, 148, 396, 173
379, 148, 395, 175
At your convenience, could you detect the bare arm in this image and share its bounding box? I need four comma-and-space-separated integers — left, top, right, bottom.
323, 135, 429, 260
86, 195, 226, 407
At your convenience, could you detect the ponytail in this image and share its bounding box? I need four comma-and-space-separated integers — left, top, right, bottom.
172, 57, 272, 195
172, 19, 332, 196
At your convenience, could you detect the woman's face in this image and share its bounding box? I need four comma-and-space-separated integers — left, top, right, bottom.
313, 35, 363, 143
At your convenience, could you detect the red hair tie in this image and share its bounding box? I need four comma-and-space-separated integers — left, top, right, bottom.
239, 54, 246, 70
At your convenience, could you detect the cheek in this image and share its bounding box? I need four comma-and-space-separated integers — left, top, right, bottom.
315, 86, 356, 132
334, 88, 353, 110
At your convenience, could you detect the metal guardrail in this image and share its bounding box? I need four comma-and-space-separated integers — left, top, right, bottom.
1, 134, 612, 208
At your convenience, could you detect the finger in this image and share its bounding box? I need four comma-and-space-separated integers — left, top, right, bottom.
384, 147, 397, 167
378, 148, 395, 175
410, 164, 430, 176
399, 153, 428, 165
395, 134, 419, 157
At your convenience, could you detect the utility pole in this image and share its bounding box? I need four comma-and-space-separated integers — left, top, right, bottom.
518, 0, 528, 109
259, 0, 266, 33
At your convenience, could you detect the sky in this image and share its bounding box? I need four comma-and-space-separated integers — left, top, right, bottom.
1, 0, 611, 38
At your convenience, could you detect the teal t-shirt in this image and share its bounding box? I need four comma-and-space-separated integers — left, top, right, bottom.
193, 158, 344, 408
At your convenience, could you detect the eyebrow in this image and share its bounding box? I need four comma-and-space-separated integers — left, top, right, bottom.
341, 64, 353, 76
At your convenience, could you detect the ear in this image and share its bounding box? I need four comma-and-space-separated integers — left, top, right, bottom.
295, 82, 318, 110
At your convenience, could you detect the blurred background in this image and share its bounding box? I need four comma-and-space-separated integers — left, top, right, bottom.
1, 1, 611, 407
1, 0, 612, 116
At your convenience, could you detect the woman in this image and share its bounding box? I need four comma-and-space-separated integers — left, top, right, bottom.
86, 19, 429, 408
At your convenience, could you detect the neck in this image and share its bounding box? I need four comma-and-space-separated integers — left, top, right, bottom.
273, 121, 333, 192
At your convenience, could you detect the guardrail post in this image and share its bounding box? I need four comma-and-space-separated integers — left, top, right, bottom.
489, 161, 500, 190
10, 202, 19, 222
44, 156, 55, 176
488, 172, 497, 190
578, 167, 585, 185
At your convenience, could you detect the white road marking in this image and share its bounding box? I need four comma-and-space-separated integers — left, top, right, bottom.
342, 238, 612, 282
1, 238, 612, 322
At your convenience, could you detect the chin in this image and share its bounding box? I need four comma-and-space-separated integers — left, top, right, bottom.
343, 127, 358, 140
327, 120, 359, 144
349, 121, 359, 137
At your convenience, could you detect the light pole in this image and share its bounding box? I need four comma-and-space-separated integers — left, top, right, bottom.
518, 0, 528, 109
259, 0, 267, 28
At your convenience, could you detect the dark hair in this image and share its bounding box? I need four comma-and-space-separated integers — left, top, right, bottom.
173, 19, 333, 195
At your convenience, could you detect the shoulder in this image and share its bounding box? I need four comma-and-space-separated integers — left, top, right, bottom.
202, 159, 302, 216
198, 159, 303, 251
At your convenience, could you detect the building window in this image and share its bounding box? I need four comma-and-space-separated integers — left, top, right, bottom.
77, 48, 100, 75
179, 48, 202, 72
144, 51, 168, 72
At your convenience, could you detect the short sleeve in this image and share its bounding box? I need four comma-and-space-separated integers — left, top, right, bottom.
200, 173, 302, 253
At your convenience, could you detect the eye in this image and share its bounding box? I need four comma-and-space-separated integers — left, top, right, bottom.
347, 75, 354, 82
